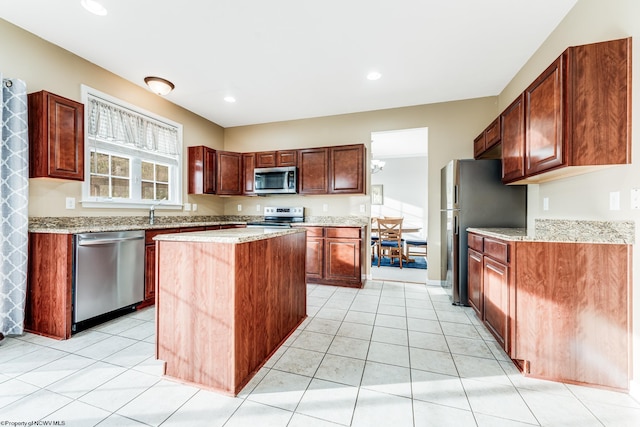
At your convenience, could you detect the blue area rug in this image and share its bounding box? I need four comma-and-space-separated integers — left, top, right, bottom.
372, 255, 427, 269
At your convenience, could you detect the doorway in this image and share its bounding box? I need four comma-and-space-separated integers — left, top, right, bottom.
370, 127, 428, 283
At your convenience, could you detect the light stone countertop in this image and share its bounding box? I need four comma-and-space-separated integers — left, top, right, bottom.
468, 219, 635, 244
28, 215, 369, 234
153, 227, 305, 244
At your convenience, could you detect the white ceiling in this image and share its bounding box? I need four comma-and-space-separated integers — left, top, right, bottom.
1, 0, 577, 128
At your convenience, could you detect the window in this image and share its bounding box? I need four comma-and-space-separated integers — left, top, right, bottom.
81, 85, 183, 209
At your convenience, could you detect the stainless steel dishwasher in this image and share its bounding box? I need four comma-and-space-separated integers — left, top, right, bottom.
73, 230, 145, 329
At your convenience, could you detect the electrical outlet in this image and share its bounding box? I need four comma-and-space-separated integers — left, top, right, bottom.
65, 197, 75, 209
359, 204, 365, 213
184, 202, 192, 211
323, 203, 328, 212
542, 197, 549, 211
192, 203, 198, 211
256, 204, 261, 212
237, 204, 242, 212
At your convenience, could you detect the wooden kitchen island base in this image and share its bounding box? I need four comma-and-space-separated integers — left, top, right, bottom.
154, 228, 306, 395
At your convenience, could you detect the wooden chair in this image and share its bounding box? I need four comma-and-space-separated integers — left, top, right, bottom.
376, 217, 404, 268
405, 239, 427, 263
370, 217, 379, 261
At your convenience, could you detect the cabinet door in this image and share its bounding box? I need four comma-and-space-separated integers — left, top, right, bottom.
473, 132, 485, 159
483, 257, 509, 350
216, 151, 242, 195
484, 118, 500, 150
277, 150, 297, 166
144, 244, 156, 303
188, 146, 216, 194
501, 94, 526, 182
242, 153, 256, 194
525, 56, 565, 177
467, 248, 483, 318
324, 238, 361, 283
255, 151, 277, 168
299, 148, 329, 194
329, 144, 364, 194
306, 237, 324, 281
28, 91, 84, 180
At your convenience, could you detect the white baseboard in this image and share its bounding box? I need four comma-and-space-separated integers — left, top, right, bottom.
629, 379, 640, 401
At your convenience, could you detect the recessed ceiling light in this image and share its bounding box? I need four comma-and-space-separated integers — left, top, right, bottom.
224, 96, 236, 103
367, 71, 382, 81
81, 0, 107, 16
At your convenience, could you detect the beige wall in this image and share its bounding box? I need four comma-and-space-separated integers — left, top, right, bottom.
498, 0, 640, 394
224, 98, 499, 278
0, 18, 226, 217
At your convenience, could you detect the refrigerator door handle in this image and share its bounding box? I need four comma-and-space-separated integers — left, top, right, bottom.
454, 215, 459, 235
454, 185, 459, 204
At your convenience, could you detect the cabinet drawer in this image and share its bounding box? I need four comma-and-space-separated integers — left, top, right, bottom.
326, 227, 360, 239
145, 228, 181, 244
180, 226, 206, 233
483, 238, 509, 263
468, 233, 484, 252
302, 227, 324, 237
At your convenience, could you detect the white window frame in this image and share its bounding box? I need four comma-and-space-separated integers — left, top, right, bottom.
80, 85, 183, 209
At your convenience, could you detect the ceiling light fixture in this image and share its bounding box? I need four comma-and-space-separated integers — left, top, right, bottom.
224, 96, 236, 103
144, 76, 175, 96
367, 71, 382, 81
81, 0, 107, 16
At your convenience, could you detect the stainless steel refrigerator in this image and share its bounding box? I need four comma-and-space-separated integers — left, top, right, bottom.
440, 159, 526, 305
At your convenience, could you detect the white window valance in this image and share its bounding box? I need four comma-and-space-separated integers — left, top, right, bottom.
87, 96, 179, 156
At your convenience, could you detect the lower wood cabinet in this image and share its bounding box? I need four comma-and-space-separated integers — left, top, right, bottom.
300, 226, 363, 287
467, 231, 631, 391
467, 234, 512, 352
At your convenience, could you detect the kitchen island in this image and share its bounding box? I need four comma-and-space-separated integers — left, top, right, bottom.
153, 227, 306, 395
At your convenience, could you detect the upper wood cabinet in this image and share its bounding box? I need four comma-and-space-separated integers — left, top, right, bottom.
242, 152, 256, 195
188, 146, 216, 194
255, 150, 297, 167
501, 94, 526, 182
28, 90, 84, 180
473, 117, 501, 159
503, 37, 631, 184
299, 147, 329, 194
329, 144, 365, 194
298, 144, 365, 195
216, 150, 242, 195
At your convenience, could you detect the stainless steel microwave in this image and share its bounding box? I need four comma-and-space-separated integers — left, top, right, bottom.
254, 166, 297, 194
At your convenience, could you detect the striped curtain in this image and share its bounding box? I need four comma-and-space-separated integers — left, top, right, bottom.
0, 75, 28, 337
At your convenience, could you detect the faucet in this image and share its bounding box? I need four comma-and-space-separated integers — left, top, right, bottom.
149, 205, 156, 225
149, 198, 167, 225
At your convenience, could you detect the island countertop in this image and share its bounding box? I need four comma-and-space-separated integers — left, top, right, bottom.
153, 227, 305, 244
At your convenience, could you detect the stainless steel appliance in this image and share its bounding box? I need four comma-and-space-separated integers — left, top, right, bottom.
73, 230, 145, 330
246, 206, 305, 228
254, 166, 297, 194
441, 159, 526, 305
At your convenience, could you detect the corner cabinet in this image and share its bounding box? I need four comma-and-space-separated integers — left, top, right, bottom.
300, 226, 363, 287
503, 37, 631, 184
28, 91, 84, 180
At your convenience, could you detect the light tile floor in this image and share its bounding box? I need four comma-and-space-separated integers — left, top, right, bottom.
2, 280, 640, 426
